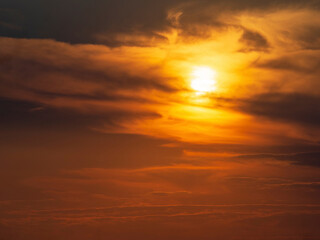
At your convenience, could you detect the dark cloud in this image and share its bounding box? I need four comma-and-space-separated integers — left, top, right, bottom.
0, 8, 25, 38
256, 54, 320, 73
1, 0, 320, 45
0, 97, 160, 130
0, 0, 184, 44
237, 151, 320, 167
0, 37, 175, 94
0, 123, 182, 183
28, 89, 155, 103
235, 92, 320, 127
0, 97, 176, 177
286, 152, 320, 167
292, 25, 320, 50
239, 29, 270, 52
0, 37, 174, 132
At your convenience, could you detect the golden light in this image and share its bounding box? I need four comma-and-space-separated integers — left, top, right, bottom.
190, 66, 217, 93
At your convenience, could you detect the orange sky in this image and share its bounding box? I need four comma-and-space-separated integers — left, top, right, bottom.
1, 1, 320, 239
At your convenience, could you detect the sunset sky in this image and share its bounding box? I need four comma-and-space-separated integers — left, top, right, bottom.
1, 0, 320, 239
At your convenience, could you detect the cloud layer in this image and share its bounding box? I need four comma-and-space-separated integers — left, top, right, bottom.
1, 1, 320, 239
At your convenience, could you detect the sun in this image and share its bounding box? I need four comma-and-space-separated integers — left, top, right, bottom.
190, 66, 217, 93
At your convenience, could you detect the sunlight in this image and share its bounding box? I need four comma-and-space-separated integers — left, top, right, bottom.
190, 66, 217, 93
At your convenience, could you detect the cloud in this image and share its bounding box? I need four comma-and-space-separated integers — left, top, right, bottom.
2, 6, 320, 146
0, 0, 186, 44
0, 97, 162, 134
0, 37, 174, 93
239, 28, 270, 52
256, 53, 320, 73
2, 0, 319, 46
237, 151, 320, 167
1, 2, 320, 240
235, 93, 320, 127
2, 203, 320, 240
0, 37, 181, 134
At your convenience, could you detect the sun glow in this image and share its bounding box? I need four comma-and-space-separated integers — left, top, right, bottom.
190, 66, 217, 93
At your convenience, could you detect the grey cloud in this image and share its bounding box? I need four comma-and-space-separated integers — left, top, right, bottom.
0, 8, 25, 38
0, 97, 161, 131
256, 55, 320, 73
239, 29, 270, 52
293, 25, 320, 50
0, 38, 174, 93
235, 93, 320, 127
237, 151, 320, 167
1, 0, 320, 45
0, 37, 174, 126
0, 0, 184, 44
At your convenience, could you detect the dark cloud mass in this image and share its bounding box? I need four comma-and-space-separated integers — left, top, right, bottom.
236, 93, 320, 127
239, 29, 270, 52
237, 151, 320, 167
0, 0, 319, 45
0, 37, 174, 93
0, 0, 183, 44
0, 97, 161, 130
